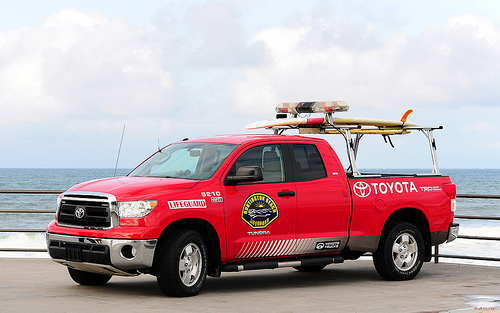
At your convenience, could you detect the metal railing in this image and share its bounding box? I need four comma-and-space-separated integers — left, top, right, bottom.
434, 193, 500, 263
0, 190, 61, 253
1, 190, 499, 260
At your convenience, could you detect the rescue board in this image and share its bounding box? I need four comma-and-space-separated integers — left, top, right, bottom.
246, 109, 417, 129
328, 116, 417, 127
246, 117, 326, 130
299, 129, 410, 135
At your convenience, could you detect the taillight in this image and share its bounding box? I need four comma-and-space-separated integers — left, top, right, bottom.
442, 183, 456, 199
442, 183, 457, 212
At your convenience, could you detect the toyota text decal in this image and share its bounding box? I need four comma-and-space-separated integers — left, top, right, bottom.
353, 181, 419, 197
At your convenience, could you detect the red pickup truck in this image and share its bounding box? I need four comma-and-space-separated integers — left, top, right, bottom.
46, 103, 459, 297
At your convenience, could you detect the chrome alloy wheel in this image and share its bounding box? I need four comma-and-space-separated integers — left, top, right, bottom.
392, 233, 418, 271
179, 243, 202, 287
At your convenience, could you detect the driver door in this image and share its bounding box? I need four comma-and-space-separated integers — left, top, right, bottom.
222, 143, 297, 261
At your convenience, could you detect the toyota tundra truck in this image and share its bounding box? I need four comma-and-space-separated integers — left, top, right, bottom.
46, 101, 459, 297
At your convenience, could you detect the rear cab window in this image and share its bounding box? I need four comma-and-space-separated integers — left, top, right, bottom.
291, 144, 327, 181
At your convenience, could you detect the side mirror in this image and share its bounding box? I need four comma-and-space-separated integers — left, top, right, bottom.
226, 166, 263, 185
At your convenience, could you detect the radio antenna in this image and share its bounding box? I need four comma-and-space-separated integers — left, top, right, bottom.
114, 123, 126, 177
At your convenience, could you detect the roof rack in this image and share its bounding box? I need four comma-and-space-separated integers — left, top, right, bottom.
247, 101, 443, 177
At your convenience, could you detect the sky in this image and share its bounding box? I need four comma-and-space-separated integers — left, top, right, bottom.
0, 0, 499, 169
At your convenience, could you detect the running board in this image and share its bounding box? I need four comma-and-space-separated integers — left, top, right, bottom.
221, 256, 344, 272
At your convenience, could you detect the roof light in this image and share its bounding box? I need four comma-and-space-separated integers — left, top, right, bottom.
276, 101, 349, 114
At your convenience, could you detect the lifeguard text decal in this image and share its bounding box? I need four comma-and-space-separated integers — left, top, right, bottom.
168, 199, 207, 209
241, 193, 278, 229
353, 181, 419, 198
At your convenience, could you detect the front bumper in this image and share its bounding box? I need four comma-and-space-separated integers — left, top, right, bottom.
46, 233, 157, 276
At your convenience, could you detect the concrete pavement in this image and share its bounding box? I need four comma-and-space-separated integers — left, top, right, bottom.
0, 258, 499, 313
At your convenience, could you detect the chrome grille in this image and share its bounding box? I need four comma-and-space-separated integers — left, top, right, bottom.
57, 192, 118, 229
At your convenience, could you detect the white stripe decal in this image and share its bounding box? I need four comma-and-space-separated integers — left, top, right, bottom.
249, 241, 262, 258
301, 238, 311, 254
257, 241, 268, 257
237, 242, 250, 259
264, 241, 275, 257
269, 240, 283, 257
238, 242, 252, 259
237, 242, 248, 259
251, 241, 262, 258
236, 237, 345, 259
295, 239, 305, 254
235, 244, 245, 259
304, 238, 315, 254
284, 239, 297, 255
261, 241, 273, 257
278, 239, 292, 256
245, 241, 259, 259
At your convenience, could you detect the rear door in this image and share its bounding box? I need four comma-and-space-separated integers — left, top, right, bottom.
291, 141, 351, 254
222, 143, 297, 261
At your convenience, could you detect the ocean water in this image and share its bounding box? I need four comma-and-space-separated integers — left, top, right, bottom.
0, 168, 499, 266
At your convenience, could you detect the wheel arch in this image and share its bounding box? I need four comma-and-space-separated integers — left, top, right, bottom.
382, 207, 432, 262
152, 218, 222, 276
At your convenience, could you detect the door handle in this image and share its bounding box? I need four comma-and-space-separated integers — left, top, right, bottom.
278, 191, 295, 197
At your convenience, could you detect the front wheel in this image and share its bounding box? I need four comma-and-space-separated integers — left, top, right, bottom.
373, 222, 424, 281
156, 229, 208, 297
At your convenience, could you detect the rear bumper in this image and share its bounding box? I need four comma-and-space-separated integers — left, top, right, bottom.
46, 232, 157, 276
447, 223, 460, 243
430, 223, 460, 245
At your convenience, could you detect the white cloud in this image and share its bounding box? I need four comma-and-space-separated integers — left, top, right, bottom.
0, 2, 499, 169
185, 1, 266, 67
0, 9, 171, 125
232, 14, 500, 115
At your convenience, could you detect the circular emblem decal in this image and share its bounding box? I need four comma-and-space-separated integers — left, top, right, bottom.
74, 207, 86, 219
241, 193, 278, 229
353, 181, 371, 198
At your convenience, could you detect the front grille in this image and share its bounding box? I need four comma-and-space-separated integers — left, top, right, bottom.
57, 193, 116, 228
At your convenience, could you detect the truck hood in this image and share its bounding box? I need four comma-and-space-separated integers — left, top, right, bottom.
66, 176, 199, 200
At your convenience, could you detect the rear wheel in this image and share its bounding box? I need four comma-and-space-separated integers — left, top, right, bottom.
68, 268, 112, 286
373, 222, 424, 280
156, 229, 208, 297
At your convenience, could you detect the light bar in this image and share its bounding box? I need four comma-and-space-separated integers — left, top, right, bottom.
276, 101, 349, 114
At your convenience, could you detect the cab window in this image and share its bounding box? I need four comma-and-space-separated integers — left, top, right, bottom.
292, 144, 327, 181
229, 145, 285, 183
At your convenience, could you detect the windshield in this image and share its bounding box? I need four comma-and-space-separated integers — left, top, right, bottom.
128, 142, 237, 180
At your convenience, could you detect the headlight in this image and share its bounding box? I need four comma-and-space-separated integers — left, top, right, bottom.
55, 194, 63, 221
118, 200, 157, 218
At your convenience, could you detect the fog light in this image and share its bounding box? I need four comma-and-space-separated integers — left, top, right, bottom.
121, 245, 137, 259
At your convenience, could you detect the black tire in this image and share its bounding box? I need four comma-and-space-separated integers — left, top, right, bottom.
156, 229, 208, 297
68, 268, 112, 286
373, 222, 424, 281
293, 264, 327, 272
